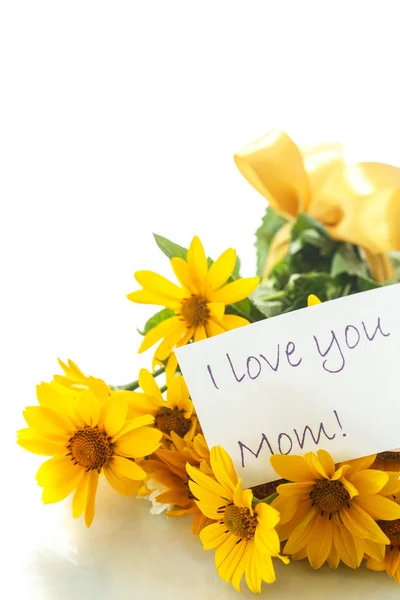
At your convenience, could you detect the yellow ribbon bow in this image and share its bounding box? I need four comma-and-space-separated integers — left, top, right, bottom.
234, 129, 400, 282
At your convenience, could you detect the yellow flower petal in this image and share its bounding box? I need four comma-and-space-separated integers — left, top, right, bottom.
351, 470, 389, 495
114, 426, 162, 458
316, 449, 335, 478
343, 454, 376, 478
354, 494, 400, 520
36, 383, 77, 426
306, 514, 333, 568
84, 470, 99, 527
76, 390, 101, 427
244, 541, 261, 593
254, 524, 281, 556
200, 522, 229, 550
270, 454, 317, 482
219, 314, 250, 330
111, 455, 147, 480
341, 477, 359, 499
103, 464, 142, 496
72, 471, 89, 518
194, 325, 207, 342
138, 368, 162, 399
187, 236, 208, 292
210, 277, 259, 304
219, 538, 247, 588
304, 452, 329, 479
127, 289, 180, 310
36, 456, 79, 488
307, 294, 321, 306
256, 502, 281, 531
134, 270, 185, 300
215, 533, 238, 570
23, 406, 71, 439
206, 302, 225, 322
165, 352, 178, 381
231, 542, 250, 592
233, 484, 253, 511
166, 375, 191, 414
205, 320, 225, 336
112, 414, 155, 440
153, 325, 188, 361
284, 509, 317, 554
257, 549, 277, 584
170, 257, 194, 291
340, 504, 390, 544
17, 428, 66, 456
138, 317, 182, 353
276, 482, 314, 497
333, 522, 363, 568
210, 446, 238, 492
187, 463, 230, 499
206, 248, 236, 291
99, 394, 128, 438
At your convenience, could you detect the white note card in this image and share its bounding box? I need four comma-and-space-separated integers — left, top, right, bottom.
176, 284, 400, 488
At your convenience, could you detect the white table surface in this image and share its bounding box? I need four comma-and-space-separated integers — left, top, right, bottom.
6, 448, 399, 600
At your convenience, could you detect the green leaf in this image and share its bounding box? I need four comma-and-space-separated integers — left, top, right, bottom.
255, 207, 287, 277
232, 255, 241, 279
153, 234, 188, 260
138, 308, 175, 336
330, 244, 369, 278
291, 213, 329, 239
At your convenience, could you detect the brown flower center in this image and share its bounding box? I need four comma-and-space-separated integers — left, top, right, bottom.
309, 479, 350, 514
154, 406, 192, 438
251, 479, 287, 500
374, 451, 400, 471
67, 426, 113, 471
223, 504, 257, 540
180, 294, 210, 328
378, 519, 400, 548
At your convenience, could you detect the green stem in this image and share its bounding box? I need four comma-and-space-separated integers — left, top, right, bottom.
159, 384, 167, 393
111, 366, 165, 391
252, 492, 278, 506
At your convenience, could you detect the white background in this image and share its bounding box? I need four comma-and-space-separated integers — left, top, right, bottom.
1, 2, 400, 598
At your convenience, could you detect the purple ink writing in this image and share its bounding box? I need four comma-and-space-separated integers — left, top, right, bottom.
238, 410, 344, 467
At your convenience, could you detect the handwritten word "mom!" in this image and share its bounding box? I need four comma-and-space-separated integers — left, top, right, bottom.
238, 410, 346, 467
206, 316, 390, 389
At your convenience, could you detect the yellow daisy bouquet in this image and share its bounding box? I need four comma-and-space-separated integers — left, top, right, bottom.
18, 130, 400, 593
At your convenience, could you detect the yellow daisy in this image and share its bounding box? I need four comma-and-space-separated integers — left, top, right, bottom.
366, 495, 400, 583
187, 446, 289, 593
128, 368, 197, 441
17, 380, 162, 526
270, 450, 400, 569
128, 236, 259, 377
143, 432, 211, 534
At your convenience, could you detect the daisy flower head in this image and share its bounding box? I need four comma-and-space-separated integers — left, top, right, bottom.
366, 494, 400, 583
128, 368, 197, 442
271, 450, 400, 569
142, 432, 211, 534
187, 446, 289, 593
128, 236, 259, 378
17, 374, 162, 527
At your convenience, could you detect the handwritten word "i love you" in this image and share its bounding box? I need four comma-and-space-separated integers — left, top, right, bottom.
206, 316, 390, 390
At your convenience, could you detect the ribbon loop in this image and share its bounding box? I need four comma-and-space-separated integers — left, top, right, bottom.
235, 130, 400, 281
